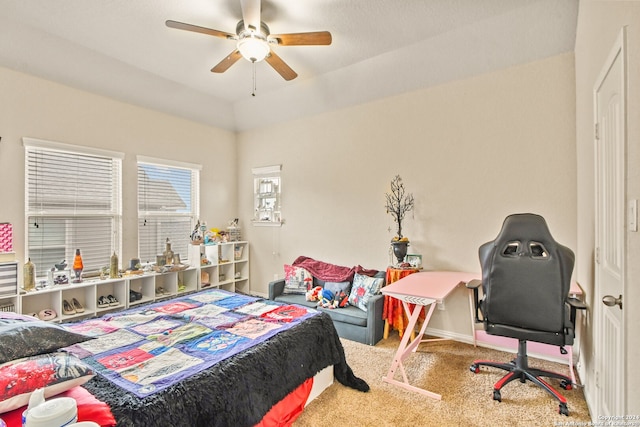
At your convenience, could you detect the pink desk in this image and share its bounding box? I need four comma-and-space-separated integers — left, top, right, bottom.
380, 271, 479, 399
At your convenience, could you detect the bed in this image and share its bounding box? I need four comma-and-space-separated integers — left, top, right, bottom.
0, 289, 367, 427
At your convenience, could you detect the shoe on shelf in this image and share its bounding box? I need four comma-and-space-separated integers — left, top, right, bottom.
107, 295, 119, 306
155, 287, 165, 296
130, 289, 143, 300
38, 308, 57, 321
62, 300, 76, 315
97, 296, 110, 308
71, 298, 85, 313
129, 290, 136, 303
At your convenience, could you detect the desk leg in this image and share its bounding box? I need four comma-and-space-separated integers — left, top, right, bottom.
468, 289, 477, 347
383, 320, 390, 339
382, 302, 441, 400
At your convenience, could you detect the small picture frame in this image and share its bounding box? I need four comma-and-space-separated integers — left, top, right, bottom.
405, 254, 422, 269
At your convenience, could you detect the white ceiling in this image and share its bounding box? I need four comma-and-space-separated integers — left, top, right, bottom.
0, 0, 578, 132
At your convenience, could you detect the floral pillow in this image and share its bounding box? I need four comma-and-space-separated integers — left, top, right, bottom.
348, 273, 384, 312
283, 264, 313, 295
0, 352, 94, 414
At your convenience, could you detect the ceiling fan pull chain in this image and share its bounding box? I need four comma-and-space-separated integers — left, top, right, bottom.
251, 61, 257, 96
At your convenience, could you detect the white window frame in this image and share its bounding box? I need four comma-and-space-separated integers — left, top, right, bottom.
23, 137, 123, 278
137, 156, 201, 265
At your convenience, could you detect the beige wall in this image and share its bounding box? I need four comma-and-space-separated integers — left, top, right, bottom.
238, 53, 577, 337
575, 0, 640, 414
0, 66, 237, 269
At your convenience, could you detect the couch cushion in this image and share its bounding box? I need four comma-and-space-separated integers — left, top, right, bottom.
318, 306, 367, 327
274, 295, 367, 327
274, 294, 316, 309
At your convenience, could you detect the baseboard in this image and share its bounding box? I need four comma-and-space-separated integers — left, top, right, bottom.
425, 327, 574, 366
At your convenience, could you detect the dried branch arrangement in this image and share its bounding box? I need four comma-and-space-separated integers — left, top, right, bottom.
384, 175, 414, 240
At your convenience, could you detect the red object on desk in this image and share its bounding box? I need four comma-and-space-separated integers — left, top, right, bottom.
383, 267, 420, 338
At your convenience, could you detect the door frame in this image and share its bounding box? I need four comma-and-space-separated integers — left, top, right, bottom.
592, 27, 627, 416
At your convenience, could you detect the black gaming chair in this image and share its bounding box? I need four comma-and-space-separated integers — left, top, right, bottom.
468, 213, 585, 416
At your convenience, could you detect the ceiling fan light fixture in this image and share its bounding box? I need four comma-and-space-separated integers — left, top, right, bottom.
237, 34, 270, 63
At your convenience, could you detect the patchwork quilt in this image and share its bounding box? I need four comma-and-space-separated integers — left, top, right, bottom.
63, 289, 317, 398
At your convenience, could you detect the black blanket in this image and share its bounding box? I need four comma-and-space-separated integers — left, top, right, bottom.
82, 312, 368, 427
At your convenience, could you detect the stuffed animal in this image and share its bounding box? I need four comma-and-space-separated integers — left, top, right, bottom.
317, 288, 336, 309
306, 286, 322, 302
334, 290, 349, 308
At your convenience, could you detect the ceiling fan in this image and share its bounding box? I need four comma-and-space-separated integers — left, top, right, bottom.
166, 0, 332, 81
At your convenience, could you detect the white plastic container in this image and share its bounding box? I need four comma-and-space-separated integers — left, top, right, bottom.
24, 397, 77, 427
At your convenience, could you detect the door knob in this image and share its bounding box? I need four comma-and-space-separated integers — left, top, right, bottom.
602, 294, 623, 309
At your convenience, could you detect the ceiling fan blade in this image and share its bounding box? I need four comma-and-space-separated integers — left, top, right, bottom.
211, 50, 243, 73
166, 20, 235, 40
270, 31, 332, 46
240, 0, 261, 32
265, 50, 297, 81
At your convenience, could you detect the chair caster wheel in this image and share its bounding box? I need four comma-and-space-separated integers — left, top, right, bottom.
493, 390, 501, 402
470, 364, 480, 373
560, 379, 572, 390
559, 403, 569, 416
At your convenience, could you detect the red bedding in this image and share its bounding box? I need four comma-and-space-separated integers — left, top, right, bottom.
255, 377, 313, 427
2, 386, 116, 427
1, 376, 314, 427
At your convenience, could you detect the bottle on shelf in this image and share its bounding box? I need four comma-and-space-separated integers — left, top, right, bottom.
23, 258, 35, 292
72, 249, 83, 283
110, 251, 119, 278
164, 238, 174, 265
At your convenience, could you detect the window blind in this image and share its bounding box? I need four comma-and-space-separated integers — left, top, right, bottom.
137, 160, 199, 265
24, 139, 122, 278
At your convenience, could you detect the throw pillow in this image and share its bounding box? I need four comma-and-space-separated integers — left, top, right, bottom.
348, 273, 384, 312
0, 352, 94, 414
283, 264, 313, 295
0, 318, 94, 364
324, 281, 351, 295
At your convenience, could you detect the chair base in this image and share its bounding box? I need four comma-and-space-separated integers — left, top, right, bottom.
470, 339, 572, 416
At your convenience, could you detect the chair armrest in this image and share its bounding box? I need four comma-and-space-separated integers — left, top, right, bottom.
466, 279, 482, 289
567, 297, 587, 325
466, 279, 483, 322
268, 279, 286, 300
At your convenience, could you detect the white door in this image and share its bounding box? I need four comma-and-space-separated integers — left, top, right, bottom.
594, 29, 626, 416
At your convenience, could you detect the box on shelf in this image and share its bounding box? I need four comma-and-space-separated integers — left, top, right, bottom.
0, 262, 18, 297
234, 244, 244, 260
0, 302, 15, 312
48, 269, 70, 286
227, 227, 241, 242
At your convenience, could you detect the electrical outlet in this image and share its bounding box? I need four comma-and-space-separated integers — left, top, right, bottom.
273, 273, 279, 280
437, 300, 445, 311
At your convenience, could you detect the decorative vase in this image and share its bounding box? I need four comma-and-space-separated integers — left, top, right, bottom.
23, 258, 36, 291
72, 249, 83, 283
164, 238, 174, 265
110, 251, 119, 278
391, 240, 409, 265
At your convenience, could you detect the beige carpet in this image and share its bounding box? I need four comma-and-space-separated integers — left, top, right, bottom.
294, 333, 591, 426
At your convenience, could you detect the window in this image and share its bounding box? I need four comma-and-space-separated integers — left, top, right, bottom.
24, 138, 123, 278
252, 165, 282, 226
137, 156, 200, 265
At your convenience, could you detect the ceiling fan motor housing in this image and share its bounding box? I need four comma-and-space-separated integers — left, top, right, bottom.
236, 20, 271, 62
